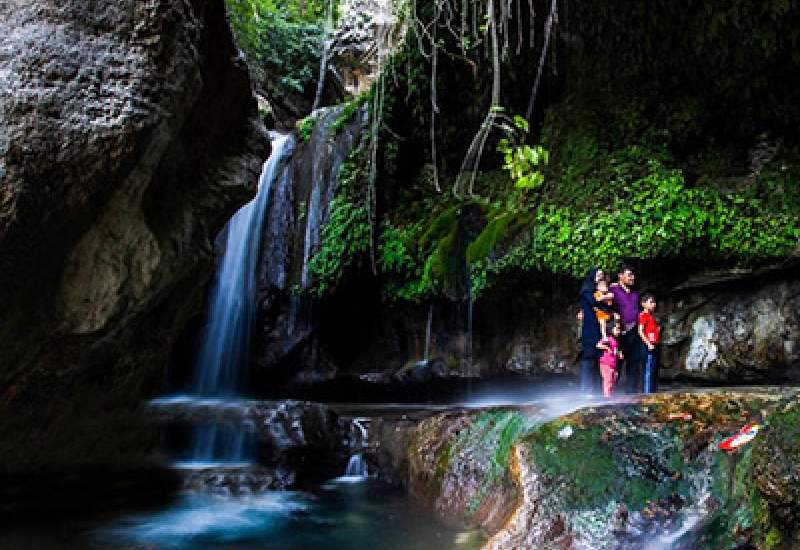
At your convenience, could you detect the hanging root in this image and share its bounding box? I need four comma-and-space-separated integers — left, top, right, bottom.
525, 0, 557, 120
454, 0, 502, 198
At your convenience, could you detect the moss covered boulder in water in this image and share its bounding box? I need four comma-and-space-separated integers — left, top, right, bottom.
402, 389, 800, 549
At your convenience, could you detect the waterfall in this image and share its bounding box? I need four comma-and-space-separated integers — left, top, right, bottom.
186, 133, 295, 463
192, 133, 294, 396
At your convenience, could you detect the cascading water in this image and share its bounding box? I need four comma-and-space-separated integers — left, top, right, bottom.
193, 133, 294, 396
340, 418, 370, 480
186, 133, 295, 464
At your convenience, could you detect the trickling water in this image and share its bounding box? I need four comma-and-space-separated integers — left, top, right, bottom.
337, 418, 370, 480
190, 424, 255, 464
424, 304, 434, 361
188, 133, 295, 462
344, 454, 368, 477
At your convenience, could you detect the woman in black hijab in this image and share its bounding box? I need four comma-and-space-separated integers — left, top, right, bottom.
578, 267, 611, 393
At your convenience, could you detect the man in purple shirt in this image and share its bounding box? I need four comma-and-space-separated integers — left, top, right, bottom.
610, 265, 641, 393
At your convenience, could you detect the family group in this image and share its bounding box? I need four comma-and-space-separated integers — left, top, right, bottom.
578, 265, 661, 397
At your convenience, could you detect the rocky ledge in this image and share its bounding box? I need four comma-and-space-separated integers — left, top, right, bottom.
376, 388, 800, 549
149, 398, 344, 471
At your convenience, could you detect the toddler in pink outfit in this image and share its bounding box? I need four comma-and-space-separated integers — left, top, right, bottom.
597, 319, 624, 398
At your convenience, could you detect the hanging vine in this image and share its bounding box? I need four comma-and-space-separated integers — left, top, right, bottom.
395, 0, 556, 197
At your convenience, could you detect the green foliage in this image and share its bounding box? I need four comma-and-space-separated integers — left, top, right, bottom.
296, 114, 316, 142
305, 147, 371, 295
224, 0, 327, 96
380, 144, 798, 300
497, 114, 549, 191
469, 152, 799, 295
378, 220, 418, 273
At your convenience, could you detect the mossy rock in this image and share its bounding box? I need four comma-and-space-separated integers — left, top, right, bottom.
753, 399, 800, 527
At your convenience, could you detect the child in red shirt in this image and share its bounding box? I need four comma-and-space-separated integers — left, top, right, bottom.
597, 319, 624, 398
638, 293, 661, 393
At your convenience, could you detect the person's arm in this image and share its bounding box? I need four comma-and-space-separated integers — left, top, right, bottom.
638, 321, 654, 351
582, 289, 613, 312
596, 339, 610, 353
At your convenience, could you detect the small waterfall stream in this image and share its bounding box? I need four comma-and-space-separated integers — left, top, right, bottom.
340, 417, 370, 480
424, 303, 433, 361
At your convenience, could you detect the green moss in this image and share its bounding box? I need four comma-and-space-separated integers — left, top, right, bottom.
420, 206, 460, 248
527, 422, 618, 509
526, 416, 688, 511
442, 410, 534, 519
709, 440, 787, 549
466, 210, 531, 264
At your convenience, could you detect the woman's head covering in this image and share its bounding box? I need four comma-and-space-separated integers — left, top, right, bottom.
579, 267, 599, 296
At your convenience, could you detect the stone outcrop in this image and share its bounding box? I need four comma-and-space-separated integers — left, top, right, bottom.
662, 274, 800, 382
149, 399, 343, 467
0, 0, 266, 473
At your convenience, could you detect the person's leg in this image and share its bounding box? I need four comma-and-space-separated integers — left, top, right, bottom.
643, 351, 654, 393
600, 363, 612, 397
652, 346, 660, 392
617, 332, 630, 392
580, 357, 595, 394
624, 332, 641, 394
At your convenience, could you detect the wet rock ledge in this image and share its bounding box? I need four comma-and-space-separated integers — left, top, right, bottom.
374, 389, 800, 549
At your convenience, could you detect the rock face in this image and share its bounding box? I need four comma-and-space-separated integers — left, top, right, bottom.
662, 275, 800, 382
249, 104, 367, 387
0, 0, 265, 473
393, 389, 800, 549
262, 260, 800, 391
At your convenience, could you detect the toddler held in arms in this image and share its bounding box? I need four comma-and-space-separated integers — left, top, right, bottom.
594, 278, 615, 339
597, 319, 624, 398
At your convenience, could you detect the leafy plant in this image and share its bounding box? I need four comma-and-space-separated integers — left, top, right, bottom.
497, 115, 549, 191
296, 114, 316, 142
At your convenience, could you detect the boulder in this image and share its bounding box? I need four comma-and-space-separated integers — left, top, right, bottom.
395, 389, 800, 548
0, 0, 265, 473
